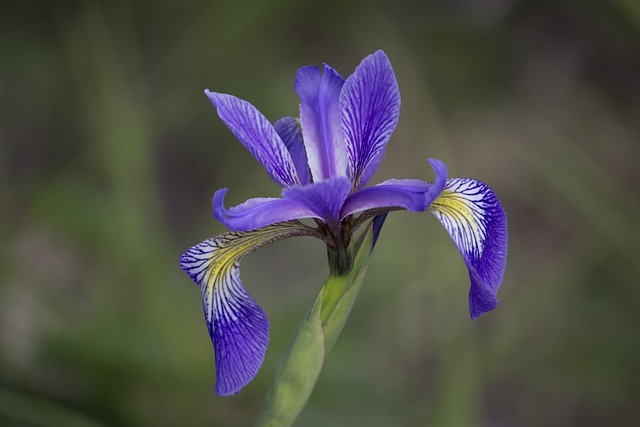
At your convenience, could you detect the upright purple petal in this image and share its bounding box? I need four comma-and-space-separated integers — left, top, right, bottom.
429, 178, 508, 319
283, 177, 352, 230
341, 50, 400, 188
295, 64, 347, 181
179, 223, 317, 395
213, 188, 318, 231
206, 91, 300, 188
273, 117, 311, 185
341, 159, 448, 218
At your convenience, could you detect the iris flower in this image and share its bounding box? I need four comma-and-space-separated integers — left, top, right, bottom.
180, 50, 507, 396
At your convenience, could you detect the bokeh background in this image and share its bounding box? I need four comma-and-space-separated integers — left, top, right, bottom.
2, 0, 640, 426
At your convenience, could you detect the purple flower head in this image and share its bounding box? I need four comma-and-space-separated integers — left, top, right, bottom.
180, 51, 508, 396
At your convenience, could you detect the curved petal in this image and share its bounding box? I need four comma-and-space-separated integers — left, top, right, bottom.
213, 188, 317, 231
273, 117, 311, 185
283, 177, 352, 230
206, 91, 300, 188
341, 158, 448, 218
295, 64, 347, 181
341, 179, 431, 217
341, 50, 400, 188
179, 222, 318, 396
429, 178, 508, 319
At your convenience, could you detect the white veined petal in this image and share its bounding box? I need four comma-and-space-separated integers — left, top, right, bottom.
179, 222, 318, 395
431, 179, 490, 260
429, 178, 508, 319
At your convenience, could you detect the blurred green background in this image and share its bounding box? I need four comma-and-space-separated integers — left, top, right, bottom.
2, 0, 640, 426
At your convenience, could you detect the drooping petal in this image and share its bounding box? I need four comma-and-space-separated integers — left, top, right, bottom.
213, 188, 318, 231
341, 50, 400, 188
283, 177, 352, 231
341, 158, 448, 218
206, 91, 300, 188
429, 178, 508, 319
295, 64, 347, 181
179, 222, 317, 396
273, 117, 311, 185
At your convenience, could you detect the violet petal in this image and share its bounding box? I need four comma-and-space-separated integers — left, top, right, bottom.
429, 178, 508, 318
341, 158, 448, 218
179, 223, 318, 395
206, 91, 300, 188
273, 117, 311, 185
213, 188, 316, 231
341, 50, 400, 187
295, 64, 347, 181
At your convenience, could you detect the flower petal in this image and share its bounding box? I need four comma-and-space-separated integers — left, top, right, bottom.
341, 50, 400, 188
359, 150, 384, 188
179, 222, 317, 396
273, 117, 311, 185
295, 64, 347, 181
341, 158, 448, 218
213, 188, 318, 231
429, 179, 508, 319
283, 177, 352, 230
341, 179, 430, 217
206, 91, 300, 188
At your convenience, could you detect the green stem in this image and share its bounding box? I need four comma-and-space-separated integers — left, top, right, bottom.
253, 223, 375, 427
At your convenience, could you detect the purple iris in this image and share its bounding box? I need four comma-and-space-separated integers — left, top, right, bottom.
180, 50, 507, 396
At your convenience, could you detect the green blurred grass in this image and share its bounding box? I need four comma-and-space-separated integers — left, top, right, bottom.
1, 0, 639, 426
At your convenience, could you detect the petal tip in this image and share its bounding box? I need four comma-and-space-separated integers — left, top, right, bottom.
427, 157, 445, 170
205, 91, 235, 110
297, 64, 320, 73
427, 158, 448, 184
213, 309, 270, 396
294, 65, 321, 94
469, 270, 500, 319
204, 89, 219, 104
212, 188, 229, 222
371, 49, 389, 61
321, 62, 344, 80
470, 307, 495, 320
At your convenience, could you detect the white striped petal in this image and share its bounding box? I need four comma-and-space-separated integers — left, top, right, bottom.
179, 222, 317, 395
429, 178, 508, 319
